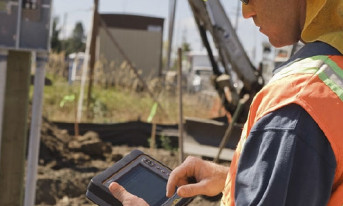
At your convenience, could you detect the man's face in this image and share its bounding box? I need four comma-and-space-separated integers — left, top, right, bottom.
242, 0, 306, 47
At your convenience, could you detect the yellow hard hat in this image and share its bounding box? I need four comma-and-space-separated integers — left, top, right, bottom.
301, 0, 343, 53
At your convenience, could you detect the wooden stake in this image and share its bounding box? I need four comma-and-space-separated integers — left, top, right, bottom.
150, 123, 156, 153
86, 0, 99, 115
177, 48, 184, 163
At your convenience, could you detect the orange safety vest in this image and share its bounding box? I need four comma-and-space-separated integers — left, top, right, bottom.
221, 55, 343, 206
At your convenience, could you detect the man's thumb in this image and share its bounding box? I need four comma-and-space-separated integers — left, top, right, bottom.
109, 182, 130, 202
177, 183, 203, 197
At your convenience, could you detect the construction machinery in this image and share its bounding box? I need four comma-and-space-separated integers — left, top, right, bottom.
188, 0, 264, 122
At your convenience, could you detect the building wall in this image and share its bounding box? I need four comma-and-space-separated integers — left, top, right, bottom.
97, 22, 163, 81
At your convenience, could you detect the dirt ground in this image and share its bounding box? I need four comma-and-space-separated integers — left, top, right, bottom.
35, 117, 224, 206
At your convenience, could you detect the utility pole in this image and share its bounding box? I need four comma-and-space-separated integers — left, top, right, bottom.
166, 0, 177, 71
62, 12, 68, 50
234, 1, 241, 31
87, 0, 99, 114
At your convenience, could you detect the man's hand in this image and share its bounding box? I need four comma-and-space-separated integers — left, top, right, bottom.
108, 182, 149, 206
166, 156, 229, 198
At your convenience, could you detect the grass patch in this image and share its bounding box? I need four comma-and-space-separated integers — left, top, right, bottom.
38, 54, 218, 124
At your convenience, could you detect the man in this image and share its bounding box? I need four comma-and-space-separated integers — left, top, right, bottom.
109, 0, 343, 205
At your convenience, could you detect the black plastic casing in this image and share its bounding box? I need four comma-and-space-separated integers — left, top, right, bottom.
86, 150, 194, 206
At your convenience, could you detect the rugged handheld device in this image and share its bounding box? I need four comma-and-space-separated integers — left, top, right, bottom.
86, 150, 194, 206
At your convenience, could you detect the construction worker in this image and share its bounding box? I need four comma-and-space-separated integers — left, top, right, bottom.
109, 0, 343, 205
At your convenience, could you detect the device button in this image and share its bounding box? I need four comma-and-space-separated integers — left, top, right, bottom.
143, 158, 151, 165
142, 158, 156, 167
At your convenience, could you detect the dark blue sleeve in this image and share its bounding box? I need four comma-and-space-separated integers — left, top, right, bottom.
235, 104, 336, 206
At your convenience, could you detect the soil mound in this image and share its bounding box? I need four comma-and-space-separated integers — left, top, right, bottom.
35, 117, 220, 205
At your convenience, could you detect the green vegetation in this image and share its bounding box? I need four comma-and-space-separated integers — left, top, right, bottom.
40, 73, 213, 124
159, 134, 178, 152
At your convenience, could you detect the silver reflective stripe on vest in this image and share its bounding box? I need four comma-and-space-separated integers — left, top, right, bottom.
268, 56, 326, 84
268, 55, 343, 101
315, 56, 343, 101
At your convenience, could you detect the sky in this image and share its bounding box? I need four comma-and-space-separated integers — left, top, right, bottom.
52, 0, 270, 66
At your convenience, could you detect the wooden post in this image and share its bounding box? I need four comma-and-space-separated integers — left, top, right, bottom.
87, 0, 99, 114
177, 48, 184, 163
0, 50, 31, 206
150, 123, 156, 153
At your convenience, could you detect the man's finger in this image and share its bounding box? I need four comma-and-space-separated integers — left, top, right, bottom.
177, 181, 208, 197
166, 156, 199, 197
166, 165, 189, 197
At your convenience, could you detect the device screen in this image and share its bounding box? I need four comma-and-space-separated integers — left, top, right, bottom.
115, 163, 168, 206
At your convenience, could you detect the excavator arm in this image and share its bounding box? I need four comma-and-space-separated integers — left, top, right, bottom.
188, 0, 263, 120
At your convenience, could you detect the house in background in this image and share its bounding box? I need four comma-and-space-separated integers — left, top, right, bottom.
68, 52, 85, 84
97, 14, 164, 80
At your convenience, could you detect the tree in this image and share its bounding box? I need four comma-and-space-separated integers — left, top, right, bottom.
50, 16, 62, 52
182, 42, 192, 53
72, 22, 85, 44
64, 22, 86, 55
